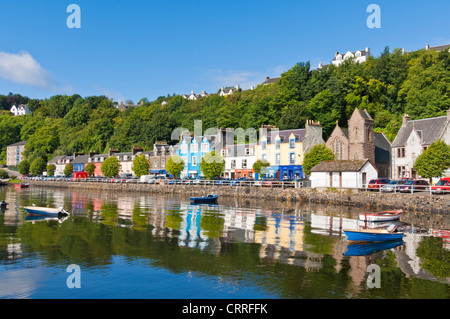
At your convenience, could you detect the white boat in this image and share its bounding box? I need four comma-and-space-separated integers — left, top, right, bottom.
24, 206, 69, 218
359, 209, 403, 222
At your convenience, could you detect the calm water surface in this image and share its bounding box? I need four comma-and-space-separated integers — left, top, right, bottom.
0, 186, 449, 299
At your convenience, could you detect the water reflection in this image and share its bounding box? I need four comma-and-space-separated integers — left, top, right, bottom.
0, 186, 449, 299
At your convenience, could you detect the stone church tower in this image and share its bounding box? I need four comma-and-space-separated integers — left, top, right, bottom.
348, 108, 375, 164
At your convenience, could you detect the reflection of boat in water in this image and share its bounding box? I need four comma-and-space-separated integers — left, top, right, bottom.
24, 206, 69, 218
25, 214, 69, 223
344, 240, 404, 256
344, 225, 404, 242
359, 209, 403, 222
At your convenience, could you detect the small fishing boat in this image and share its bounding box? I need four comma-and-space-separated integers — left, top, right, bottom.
344, 225, 403, 242
359, 209, 403, 222
14, 183, 30, 189
190, 194, 219, 204
24, 206, 69, 218
344, 240, 404, 256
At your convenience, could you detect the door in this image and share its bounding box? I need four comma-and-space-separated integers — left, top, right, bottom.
362, 172, 367, 188
329, 172, 333, 187
339, 172, 342, 188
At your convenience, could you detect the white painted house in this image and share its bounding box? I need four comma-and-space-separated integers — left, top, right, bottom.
10, 104, 31, 116
391, 110, 450, 180
332, 48, 371, 67
222, 144, 257, 179
310, 159, 378, 188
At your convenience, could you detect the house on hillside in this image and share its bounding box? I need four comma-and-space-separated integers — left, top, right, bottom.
219, 85, 240, 96
325, 108, 391, 178
182, 90, 209, 100
331, 47, 371, 67
10, 104, 31, 116
391, 110, 450, 180
310, 159, 378, 188
262, 76, 280, 86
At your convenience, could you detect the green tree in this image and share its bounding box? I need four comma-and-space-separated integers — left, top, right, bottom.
18, 159, 30, 175
253, 159, 270, 175
0, 169, 8, 179
46, 164, 56, 176
64, 163, 74, 177
166, 155, 185, 178
30, 158, 47, 176
200, 151, 225, 180
85, 162, 95, 177
132, 154, 150, 178
414, 140, 450, 181
303, 144, 335, 176
101, 156, 121, 178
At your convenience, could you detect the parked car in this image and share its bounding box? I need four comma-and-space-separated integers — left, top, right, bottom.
399, 180, 429, 193
381, 180, 406, 192
431, 177, 450, 194
367, 178, 390, 190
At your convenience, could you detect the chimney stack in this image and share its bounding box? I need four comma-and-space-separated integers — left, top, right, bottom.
402, 114, 411, 125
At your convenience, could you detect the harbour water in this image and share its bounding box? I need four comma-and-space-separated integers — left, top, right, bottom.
0, 186, 449, 299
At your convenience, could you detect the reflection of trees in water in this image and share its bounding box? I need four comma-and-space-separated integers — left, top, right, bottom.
416, 236, 450, 278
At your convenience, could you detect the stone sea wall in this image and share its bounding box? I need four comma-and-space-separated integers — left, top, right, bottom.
25, 181, 450, 218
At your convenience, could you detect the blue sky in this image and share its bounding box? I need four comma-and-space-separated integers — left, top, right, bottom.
0, 0, 449, 104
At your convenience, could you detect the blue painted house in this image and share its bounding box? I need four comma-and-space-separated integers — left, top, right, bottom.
177, 135, 217, 178
72, 154, 90, 173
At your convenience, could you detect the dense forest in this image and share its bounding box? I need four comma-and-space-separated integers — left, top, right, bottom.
1, 46, 449, 165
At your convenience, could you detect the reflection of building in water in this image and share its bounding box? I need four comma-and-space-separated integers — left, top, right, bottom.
310, 213, 358, 236
222, 208, 256, 243
254, 213, 313, 267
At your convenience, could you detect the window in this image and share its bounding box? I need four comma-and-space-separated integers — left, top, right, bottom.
181, 144, 188, 154
242, 159, 247, 168
192, 156, 197, 166
275, 140, 281, 150
290, 153, 295, 164
201, 143, 209, 152
261, 141, 267, 151
275, 153, 280, 165
397, 148, 405, 158
398, 166, 406, 178
191, 143, 198, 153
245, 147, 251, 155
231, 160, 236, 169
262, 154, 267, 161
289, 139, 295, 149
221, 149, 227, 157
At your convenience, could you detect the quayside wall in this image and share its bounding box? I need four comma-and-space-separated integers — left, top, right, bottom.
23, 181, 450, 221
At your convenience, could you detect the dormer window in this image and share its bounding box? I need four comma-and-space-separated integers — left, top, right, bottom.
191, 143, 198, 153
201, 143, 209, 152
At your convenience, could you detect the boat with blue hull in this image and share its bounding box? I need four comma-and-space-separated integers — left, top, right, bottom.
344, 240, 404, 256
343, 227, 403, 242
24, 206, 69, 218
190, 194, 219, 204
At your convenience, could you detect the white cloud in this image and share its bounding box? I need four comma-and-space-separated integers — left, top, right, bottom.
0, 50, 57, 90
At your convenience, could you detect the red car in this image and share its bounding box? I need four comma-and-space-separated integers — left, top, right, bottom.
367, 178, 390, 190
431, 177, 450, 194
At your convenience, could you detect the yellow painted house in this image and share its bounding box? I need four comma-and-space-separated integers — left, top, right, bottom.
255, 121, 324, 179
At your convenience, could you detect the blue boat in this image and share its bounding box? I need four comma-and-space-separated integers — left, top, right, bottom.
344, 227, 403, 242
24, 206, 69, 218
344, 240, 404, 256
190, 194, 219, 204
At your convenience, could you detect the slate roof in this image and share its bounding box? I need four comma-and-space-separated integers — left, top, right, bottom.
7, 141, 27, 147
265, 129, 306, 144
263, 76, 280, 85
392, 116, 447, 148
72, 155, 90, 164
310, 160, 370, 172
